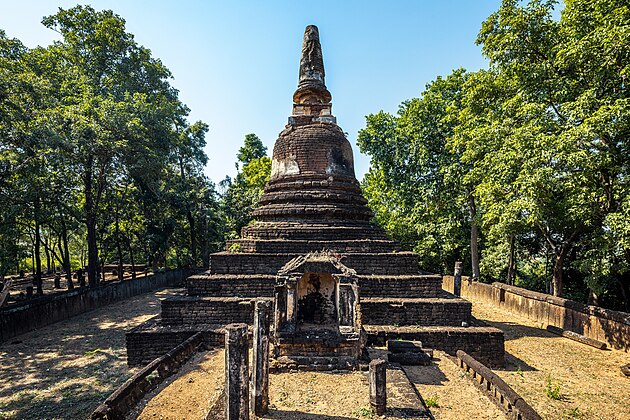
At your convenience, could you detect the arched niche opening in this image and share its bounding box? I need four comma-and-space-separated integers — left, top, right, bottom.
297, 272, 337, 330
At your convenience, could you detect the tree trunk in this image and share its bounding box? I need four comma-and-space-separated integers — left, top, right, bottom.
587, 288, 600, 306
61, 219, 73, 290
201, 213, 209, 269
34, 197, 43, 295
127, 238, 136, 279
552, 244, 571, 297
507, 235, 516, 285
84, 159, 99, 288
468, 195, 480, 280
115, 209, 123, 282
187, 210, 197, 268
44, 237, 51, 274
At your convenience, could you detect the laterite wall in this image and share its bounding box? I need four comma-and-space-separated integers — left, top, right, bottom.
443, 277, 630, 352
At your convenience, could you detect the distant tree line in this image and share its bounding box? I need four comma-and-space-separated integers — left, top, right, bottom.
358, 0, 629, 310
0, 6, 227, 291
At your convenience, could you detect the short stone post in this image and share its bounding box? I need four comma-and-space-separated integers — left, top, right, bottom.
225, 323, 249, 420
369, 359, 387, 415
453, 261, 463, 297
251, 300, 271, 416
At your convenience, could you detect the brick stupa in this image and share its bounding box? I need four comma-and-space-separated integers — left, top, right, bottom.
127, 25, 505, 369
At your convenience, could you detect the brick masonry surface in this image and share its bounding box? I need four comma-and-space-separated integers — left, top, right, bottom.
443, 277, 630, 352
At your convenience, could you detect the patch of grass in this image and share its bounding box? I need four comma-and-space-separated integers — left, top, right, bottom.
516, 366, 524, 377
277, 390, 292, 407
84, 348, 103, 357
563, 407, 584, 418
425, 394, 440, 408
544, 374, 563, 400
356, 405, 374, 418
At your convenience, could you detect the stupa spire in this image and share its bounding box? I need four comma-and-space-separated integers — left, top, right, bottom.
293, 25, 332, 105
290, 25, 335, 125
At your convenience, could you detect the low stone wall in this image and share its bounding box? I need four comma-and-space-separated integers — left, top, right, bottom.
366, 325, 505, 368
456, 350, 541, 420
443, 277, 630, 352
0, 269, 190, 343
91, 332, 203, 419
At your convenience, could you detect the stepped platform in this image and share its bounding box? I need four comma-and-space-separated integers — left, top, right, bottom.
125, 24, 504, 370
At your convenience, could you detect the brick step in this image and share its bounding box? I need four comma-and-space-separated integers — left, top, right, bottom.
271, 355, 362, 372
364, 324, 505, 368
226, 239, 399, 254
360, 297, 472, 326
241, 223, 389, 241
186, 273, 444, 298
259, 190, 369, 206
359, 275, 443, 298
209, 252, 420, 275
252, 203, 373, 222
160, 296, 272, 326
187, 274, 276, 297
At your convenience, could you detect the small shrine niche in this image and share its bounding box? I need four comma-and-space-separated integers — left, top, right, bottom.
272, 252, 365, 370
297, 272, 337, 328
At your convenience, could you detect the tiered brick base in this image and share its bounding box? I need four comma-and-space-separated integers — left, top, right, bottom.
125, 27, 505, 368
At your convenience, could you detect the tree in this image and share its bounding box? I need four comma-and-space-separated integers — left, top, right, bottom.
236, 134, 267, 169
40, 5, 186, 286
473, 0, 629, 300
221, 134, 271, 239
358, 69, 475, 275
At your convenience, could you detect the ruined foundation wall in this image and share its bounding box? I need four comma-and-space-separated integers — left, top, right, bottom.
443, 277, 630, 352
0, 269, 191, 343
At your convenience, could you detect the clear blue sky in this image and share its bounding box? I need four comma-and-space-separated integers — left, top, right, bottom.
1, 1, 502, 184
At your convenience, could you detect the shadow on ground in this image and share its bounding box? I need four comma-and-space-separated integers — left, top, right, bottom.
403, 358, 449, 385
481, 319, 556, 341
264, 411, 355, 420
0, 288, 178, 420
499, 351, 538, 372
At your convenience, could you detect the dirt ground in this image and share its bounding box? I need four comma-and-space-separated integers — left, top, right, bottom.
0, 287, 181, 420
133, 349, 225, 420
403, 352, 504, 420
472, 301, 630, 420
2, 285, 629, 420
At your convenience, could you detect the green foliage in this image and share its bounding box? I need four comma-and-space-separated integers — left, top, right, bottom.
424, 395, 439, 408
236, 133, 267, 169
359, 0, 630, 309
220, 134, 271, 239
544, 374, 563, 400
356, 405, 374, 418
0, 6, 222, 280
358, 69, 473, 274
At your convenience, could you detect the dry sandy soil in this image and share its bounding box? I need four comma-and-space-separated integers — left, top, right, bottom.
472, 302, 630, 420
133, 349, 225, 420
1, 285, 628, 420
0, 287, 181, 420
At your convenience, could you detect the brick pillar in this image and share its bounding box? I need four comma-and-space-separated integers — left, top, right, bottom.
454, 261, 463, 297
369, 359, 387, 415
251, 300, 271, 416
285, 279, 297, 333
338, 282, 357, 328
225, 323, 249, 420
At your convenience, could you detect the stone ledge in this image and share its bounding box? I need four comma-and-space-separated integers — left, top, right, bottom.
456, 350, 541, 420
93, 332, 203, 419
365, 324, 505, 368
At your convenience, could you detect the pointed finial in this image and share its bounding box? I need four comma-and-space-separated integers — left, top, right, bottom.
293, 25, 332, 105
